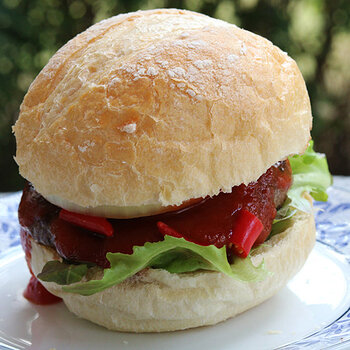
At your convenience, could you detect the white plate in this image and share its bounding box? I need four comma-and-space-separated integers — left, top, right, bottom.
1, 242, 349, 350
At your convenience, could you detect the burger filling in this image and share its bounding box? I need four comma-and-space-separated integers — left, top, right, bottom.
19, 161, 291, 268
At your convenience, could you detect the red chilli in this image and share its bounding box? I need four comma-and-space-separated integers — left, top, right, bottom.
230, 209, 263, 258
157, 221, 183, 238
59, 209, 114, 237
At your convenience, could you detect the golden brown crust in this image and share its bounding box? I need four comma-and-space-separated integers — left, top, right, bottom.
30, 210, 315, 332
14, 9, 312, 211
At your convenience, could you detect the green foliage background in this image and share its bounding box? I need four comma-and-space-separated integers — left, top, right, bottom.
1, 0, 349, 191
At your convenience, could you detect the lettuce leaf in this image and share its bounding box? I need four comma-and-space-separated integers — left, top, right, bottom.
287, 140, 332, 212
38, 261, 89, 285
63, 236, 267, 296
270, 141, 332, 235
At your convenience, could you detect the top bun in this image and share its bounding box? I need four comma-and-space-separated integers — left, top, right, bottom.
14, 9, 312, 216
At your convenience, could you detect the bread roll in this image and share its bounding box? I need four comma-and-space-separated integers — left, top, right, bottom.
15, 9, 315, 332
13, 9, 312, 218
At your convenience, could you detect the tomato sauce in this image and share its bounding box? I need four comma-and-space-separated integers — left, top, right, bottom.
23, 275, 62, 305
18, 161, 292, 269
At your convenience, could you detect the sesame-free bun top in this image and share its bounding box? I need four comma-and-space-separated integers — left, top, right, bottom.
14, 9, 312, 217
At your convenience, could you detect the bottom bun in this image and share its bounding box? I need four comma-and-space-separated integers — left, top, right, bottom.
30, 209, 315, 332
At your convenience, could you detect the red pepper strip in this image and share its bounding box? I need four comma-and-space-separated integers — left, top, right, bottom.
59, 209, 114, 237
157, 221, 183, 238
230, 209, 263, 258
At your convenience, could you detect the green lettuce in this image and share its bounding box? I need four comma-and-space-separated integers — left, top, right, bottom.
270, 141, 332, 236
62, 236, 267, 296
37, 141, 331, 295
38, 261, 89, 285
287, 141, 332, 212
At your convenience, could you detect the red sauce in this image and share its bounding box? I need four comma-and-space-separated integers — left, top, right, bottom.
23, 276, 62, 305
18, 161, 292, 268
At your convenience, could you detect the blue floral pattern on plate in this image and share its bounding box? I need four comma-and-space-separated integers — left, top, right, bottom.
282, 177, 350, 350
0, 192, 22, 254
1, 177, 350, 350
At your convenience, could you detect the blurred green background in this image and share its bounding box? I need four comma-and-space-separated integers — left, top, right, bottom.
1, 0, 349, 192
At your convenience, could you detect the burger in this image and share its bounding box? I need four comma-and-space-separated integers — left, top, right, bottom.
13, 9, 331, 332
